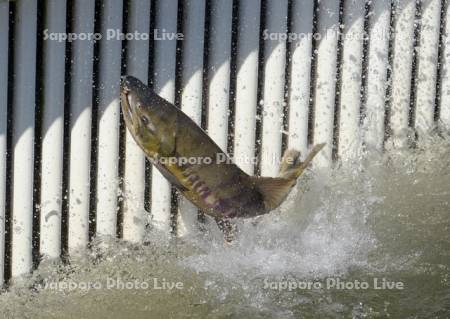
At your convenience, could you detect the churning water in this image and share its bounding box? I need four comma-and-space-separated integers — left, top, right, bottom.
1, 134, 449, 318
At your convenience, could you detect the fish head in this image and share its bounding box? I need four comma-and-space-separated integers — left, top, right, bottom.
120, 75, 175, 156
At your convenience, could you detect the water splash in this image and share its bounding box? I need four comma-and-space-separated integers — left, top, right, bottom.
0, 133, 449, 318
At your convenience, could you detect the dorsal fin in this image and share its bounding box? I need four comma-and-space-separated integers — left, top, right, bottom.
249, 176, 295, 211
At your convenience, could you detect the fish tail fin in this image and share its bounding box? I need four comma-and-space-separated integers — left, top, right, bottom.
278, 143, 325, 180
251, 176, 296, 211
249, 143, 325, 211
278, 149, 302, 179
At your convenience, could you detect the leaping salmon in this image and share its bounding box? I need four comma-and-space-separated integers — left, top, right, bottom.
120, 75, 324, 240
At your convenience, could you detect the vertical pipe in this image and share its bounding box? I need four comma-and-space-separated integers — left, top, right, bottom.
122, 0, 150, 243
96, 0, 123, 238
415, 0, 441, 136
338, 0, 365, 160
364, 0, 391, 150
151, 0, 179, 232
441, 0, 450, 128
0, 1, 9, 285
260, 0, 289, 177
11, 0, 37, 277
207, 0, 233, 150
389, 0, 416, 148
68, 0, 96, 251
177, 0, 206, 237
287, 0, 314, 157
234, 0, 261, 175
312, 0, 340, 166
40, 0, 66, 259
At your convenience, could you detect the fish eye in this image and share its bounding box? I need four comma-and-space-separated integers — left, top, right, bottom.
141, 115, 149, 125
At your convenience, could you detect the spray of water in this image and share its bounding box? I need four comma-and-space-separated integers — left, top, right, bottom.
0, 133, 449, 318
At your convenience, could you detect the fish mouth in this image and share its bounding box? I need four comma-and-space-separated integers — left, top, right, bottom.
120, 82, 139, 131
120, 75, 153, 135
120, 90, 133, 121
120, 75, 145, 119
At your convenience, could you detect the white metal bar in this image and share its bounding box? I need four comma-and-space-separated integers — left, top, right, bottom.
338, 0, 365, 160
0, 1, 9, 285
96, 0, 123, 237
233, 0, 261, 174
177, 0, 206, 237
11, 0, 37, 277
364, 0, 391, 151
68, 0, 96, 251
260, 0, 288, 177
287, 0, 314, 157
122, 0, 150, 243
151, 0, 178, 232
312, 0, 340, 166
207, 0, 233, 150
415, 0, 441, 136
389, 0, 416, 148
180, 0, 206, 129
40, 0, 66, 259
441, 0, 450, 128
